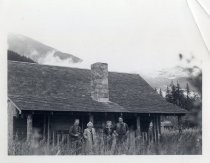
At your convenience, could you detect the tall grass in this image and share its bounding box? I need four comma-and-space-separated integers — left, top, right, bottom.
9, 128, 202, 155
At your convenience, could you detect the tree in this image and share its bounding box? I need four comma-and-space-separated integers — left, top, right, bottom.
165, 85, 174, 104
185, 83, 190, 110
171, 83, 176, 104
8, 50, 36, 63
186, 83, 190, 98
166, 81, 189, 109
165, 86, 170, 101
159, 88, 163, 97
165, 86, 170, 97
178, 54, 202, 128
154, 88, 157, 93
175, 81, 180, 106
164, 54, 202, 128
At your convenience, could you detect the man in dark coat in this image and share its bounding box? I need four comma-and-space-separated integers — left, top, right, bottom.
114, 117, 129, 153
69, 119, 82, 154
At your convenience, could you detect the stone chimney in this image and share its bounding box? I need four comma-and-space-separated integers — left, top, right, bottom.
91, 62, 109, 102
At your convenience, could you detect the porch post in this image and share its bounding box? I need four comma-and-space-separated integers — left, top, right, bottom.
105, 112, 107, 121
27, 114, 33, 141
158, 116, 161, 135
155, 116, 159, 141
178, 115, 182, 133
47, 115, 51, 146
152, 116, 155, 142
136, 115, 141, 135
103, 112, 107, 128
43, 114, 47, 140
89, 112, 94, 123
154, 116, 157, 142
52, 131, 55, 147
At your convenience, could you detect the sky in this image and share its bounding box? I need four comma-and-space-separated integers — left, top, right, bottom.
5, 0, 210, 76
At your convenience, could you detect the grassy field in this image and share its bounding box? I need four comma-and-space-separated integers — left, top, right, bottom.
9, 128, 202, 155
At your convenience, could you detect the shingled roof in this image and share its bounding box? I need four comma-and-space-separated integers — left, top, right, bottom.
8, 61, 187, 114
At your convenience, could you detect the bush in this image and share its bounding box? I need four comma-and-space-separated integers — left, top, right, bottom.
8, 128, 201, 155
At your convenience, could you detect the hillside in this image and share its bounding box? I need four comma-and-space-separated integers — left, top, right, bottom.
8, 50, 36, 63
8, 34, 82, 65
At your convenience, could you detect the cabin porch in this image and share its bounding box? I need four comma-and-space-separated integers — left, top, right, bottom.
11, 110, 184, 146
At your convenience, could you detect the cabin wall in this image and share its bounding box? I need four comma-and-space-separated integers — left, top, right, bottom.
46, 112, 160, 145
8, 110, 164, 146
13, 116, 27, 140
48, 112, 152, 134
8, 100, 28, 155
8, 100, 19, 141
46, 112, 90, 145
49, 112, 124, 132
8, 101, 27, 143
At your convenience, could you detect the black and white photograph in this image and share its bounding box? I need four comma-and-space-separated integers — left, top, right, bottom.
1, 0, 210, 159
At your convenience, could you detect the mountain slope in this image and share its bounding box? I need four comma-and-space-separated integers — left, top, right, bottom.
8, 34, 82, 66
8, 50, 36, 63
143, 66, 197, 93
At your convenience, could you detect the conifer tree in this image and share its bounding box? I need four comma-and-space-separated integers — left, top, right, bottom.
165, 85, 174, 103
165, 86, 170, 101
154, 88, 157, 93
186, 83, 190, 99
171, 83, 176, 104
176, 81, 180, 106
159, 88, 163, 97
185, 83, 190, 110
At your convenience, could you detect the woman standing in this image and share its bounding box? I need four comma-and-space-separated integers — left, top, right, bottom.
83, 122, 97, 154
103, 121, 114, 152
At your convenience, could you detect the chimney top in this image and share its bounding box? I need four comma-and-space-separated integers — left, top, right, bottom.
91, 62, 108, 68
91, 62, 109, 102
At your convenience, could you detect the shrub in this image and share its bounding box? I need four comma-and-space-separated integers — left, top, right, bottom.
8, 128, 201, 155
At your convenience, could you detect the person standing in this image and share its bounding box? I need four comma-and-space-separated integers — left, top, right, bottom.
83, 121, 97, 154
103, 121, 114, 151
114, 117, 129, 154
69, 119, 82, 154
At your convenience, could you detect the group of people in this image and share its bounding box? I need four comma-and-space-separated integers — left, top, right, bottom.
69, 117, 129, 154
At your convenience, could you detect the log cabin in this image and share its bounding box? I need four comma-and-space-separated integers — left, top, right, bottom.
8, 61, 187, 146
